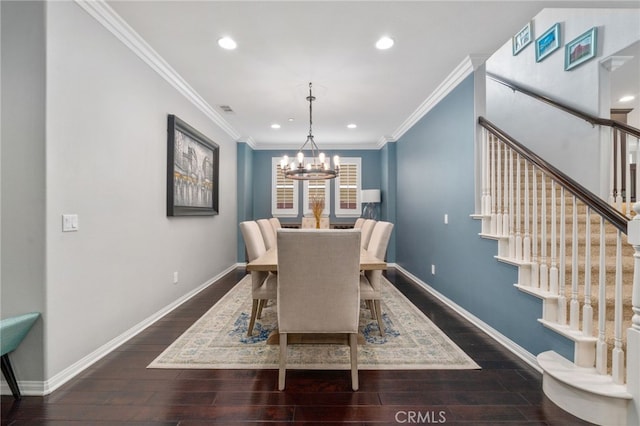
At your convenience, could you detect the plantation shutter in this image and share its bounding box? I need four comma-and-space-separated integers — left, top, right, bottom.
335, 158, 362, 217
272, 158, 298, 217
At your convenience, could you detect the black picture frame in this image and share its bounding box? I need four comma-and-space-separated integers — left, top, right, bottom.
167, 114, 219, 216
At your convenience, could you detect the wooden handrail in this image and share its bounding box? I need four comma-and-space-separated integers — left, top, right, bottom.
487, 72, 640, 139
479, 116, 628, 234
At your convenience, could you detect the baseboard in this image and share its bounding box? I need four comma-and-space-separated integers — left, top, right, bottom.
1, 264, 238, 397
393, 265, 541, 373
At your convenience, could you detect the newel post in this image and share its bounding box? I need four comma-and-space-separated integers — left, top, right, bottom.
625, 203, 640, 425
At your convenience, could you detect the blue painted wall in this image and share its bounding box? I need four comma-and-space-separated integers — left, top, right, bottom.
395, 74, 572, 359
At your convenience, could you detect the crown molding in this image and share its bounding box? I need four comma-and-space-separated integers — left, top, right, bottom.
391, 54, 489, 142
245, 141, 383, 151
74, 0, 241, 141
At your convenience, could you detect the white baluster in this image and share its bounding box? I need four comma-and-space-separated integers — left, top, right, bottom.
507, 148, 514, 257
596, 216, 608, 375
490, 136, 497, 235
496, 142, 503, 237
558, 187, 567, 326
515, 154, 522, 261
609, 128, 616, 205
531, 166, 539, 289
626, 130, 632, 215
549, 180, 558, 295
582, 208, 593, 337
627, 203, 640, 410
523, 161, 531, 262
612, 230, 625, 384
539, 174, 548, 293
570, 196, 580, 330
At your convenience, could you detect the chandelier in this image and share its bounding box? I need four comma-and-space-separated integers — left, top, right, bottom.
280, 82, 340, 180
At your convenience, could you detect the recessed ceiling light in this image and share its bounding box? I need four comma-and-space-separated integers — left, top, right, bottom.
375, 36, 394, 50
288, 118, 295, 122
271, 123, 281, 129
619, 95, 636, 103
347, 123, 357, 129
217, 36, 237, 50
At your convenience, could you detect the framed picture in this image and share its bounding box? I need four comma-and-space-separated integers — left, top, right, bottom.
535, 23, 561, 62
565, 27, 598, 71
167, 114, 219, 216
512, 22, 533, 56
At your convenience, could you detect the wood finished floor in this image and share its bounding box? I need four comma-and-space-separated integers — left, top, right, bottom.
1, 268, 592, 425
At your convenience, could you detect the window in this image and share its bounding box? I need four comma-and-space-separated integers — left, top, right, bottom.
303, 179, 330, 216
335, 157, 361, 217
271, 158, 298, 217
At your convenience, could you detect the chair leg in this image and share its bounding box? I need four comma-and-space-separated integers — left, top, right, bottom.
349, 333, 359, 391
374, 300, 385, 337
257, 299, 265, 319
247, 299, 259, 336
1, 354, 21, 399
278, 332, 287, 391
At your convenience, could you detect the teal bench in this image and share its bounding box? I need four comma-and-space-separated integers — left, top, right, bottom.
1, 312, 40, 399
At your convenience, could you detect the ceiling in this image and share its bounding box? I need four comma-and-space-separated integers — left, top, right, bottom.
107, 1, 639, 149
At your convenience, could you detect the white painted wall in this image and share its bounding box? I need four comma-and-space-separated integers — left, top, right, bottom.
1, 0, 47, 383
2, 0, 238, 389
486, 8, 640, 196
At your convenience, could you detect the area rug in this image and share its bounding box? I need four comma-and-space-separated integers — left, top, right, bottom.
148, 275, 480, 370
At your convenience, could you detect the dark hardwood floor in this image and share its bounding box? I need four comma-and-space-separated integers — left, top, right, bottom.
1, 268, 592, 425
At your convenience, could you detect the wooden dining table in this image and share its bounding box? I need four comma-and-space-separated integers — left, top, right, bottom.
246, 247, 387, 272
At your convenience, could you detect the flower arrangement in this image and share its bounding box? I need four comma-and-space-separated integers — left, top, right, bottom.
310, 196, 325, 228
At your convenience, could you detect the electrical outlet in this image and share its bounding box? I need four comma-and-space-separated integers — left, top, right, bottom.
173, 271, 179, 284
431, 264, 436, 275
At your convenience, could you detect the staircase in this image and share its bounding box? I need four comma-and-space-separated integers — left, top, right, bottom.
478, 117, 639, 425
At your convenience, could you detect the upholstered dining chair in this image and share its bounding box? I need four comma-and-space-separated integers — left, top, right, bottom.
361, 221, 394, 336
353, 218, 365, 229
276, 229, 361, 391
269, 217, 281, 232
240, 221, 277, 336
257, 218, 277, 250
359, 219, 376, 249
301, 216, 330, 229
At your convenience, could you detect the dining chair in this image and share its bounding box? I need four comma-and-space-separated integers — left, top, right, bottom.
353, 218, 365, 229
276, 229, 361, 391
359, 219, 376, 248
240, 221, 277, 336
257, 218, 277, 250
361, 221, 394, 336
301, 216, 330, 229
269, 217, 281, 232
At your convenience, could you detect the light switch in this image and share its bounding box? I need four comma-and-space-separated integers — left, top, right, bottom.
62, 214, 79, 232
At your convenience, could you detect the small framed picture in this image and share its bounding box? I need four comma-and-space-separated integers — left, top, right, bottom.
167, 114, 219, 217
535, 23, 561, 62
565, 27, 598, 71
512, 22, 533, 56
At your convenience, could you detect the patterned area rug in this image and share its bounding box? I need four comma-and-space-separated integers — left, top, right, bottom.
148, 275, 480, 370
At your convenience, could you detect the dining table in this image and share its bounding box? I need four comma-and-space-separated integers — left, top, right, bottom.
245, 247, 387, 272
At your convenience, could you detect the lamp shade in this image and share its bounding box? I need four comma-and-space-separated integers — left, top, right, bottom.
361, 189, 381, 203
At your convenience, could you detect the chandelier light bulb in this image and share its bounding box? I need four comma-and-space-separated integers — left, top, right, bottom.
319, 152, 326, 164
333, 155, 340, 167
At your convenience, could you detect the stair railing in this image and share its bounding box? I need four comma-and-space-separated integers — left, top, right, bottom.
479, 117, 633, 387
487, 73, 640, 216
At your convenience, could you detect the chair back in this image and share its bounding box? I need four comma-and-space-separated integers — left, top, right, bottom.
301, 217, 329, 229
366, 221, 394, 260
269, 217, 282, 230
257, 218, 277, 250
359, 219, 376, 248
353, 218, 365, 229
240, 221, 266, 262
277, 229, 361, 333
